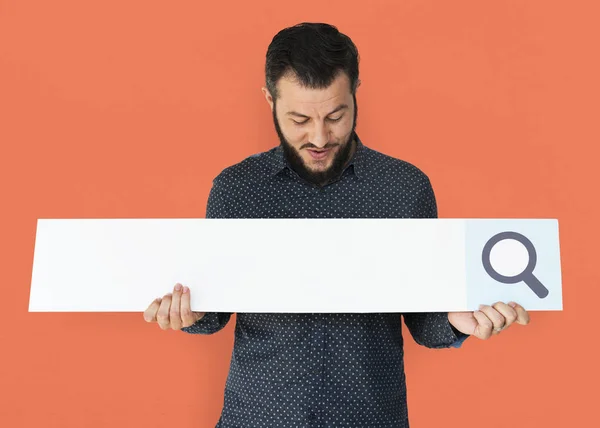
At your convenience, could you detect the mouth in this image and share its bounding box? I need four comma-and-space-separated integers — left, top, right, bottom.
306, 148, 332, 160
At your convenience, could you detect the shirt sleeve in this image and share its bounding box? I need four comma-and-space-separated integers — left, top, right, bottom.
181, 176, 234, 335
402, 173, 470, 349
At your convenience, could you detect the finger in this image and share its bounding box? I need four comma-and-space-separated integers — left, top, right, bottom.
170, 284, 183, 330
143, 298, 162, 323
509, 302, 530, 325
181, 286, 200, 327
156, 293, 172, 330
479, 304, 506, 332
492, 302, 518, 329
473, 310, 493, 340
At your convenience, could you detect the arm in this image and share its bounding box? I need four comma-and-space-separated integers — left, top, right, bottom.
402, 174, 470, 348
181, 176, 234, 335
403, 312, 469, 349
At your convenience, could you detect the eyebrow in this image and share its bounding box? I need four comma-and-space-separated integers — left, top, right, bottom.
286, 104, 349, 119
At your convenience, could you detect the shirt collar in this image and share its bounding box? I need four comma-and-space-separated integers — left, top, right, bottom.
269, 133, 366, 180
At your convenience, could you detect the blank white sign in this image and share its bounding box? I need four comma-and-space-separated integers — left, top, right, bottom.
28, 218, 563, 313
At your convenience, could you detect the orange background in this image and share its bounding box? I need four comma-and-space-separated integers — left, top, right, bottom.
1, 1, 598, 427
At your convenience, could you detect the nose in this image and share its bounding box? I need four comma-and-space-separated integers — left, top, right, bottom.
309, 122, 330, 148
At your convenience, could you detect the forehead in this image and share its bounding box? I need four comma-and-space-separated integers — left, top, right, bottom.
276, 72, 352, 112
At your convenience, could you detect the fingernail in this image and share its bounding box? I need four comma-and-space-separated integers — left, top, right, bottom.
479, 304, 485, 310
509, 302, 517, 308
166, 293, 172, 297
183, 286, 189, 293
174, 284, 182, 291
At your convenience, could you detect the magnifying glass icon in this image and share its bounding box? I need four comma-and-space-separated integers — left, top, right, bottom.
482, 231, 549, 298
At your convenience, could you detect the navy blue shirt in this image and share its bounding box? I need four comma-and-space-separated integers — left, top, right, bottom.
182, 135, 468, 427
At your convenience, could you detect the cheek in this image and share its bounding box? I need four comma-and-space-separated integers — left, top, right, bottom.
333, 117, 353, 139
282, 123, 307, 145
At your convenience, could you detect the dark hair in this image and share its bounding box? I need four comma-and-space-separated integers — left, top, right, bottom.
265, 22, 360, 100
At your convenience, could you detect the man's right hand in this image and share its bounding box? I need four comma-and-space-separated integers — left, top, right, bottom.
143, 283, 206, 330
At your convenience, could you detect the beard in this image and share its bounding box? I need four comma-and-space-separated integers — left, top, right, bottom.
272, 95, 358, 187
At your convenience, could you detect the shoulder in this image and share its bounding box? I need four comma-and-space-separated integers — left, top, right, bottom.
211, 147, 278, 188
362, 145, 433, 191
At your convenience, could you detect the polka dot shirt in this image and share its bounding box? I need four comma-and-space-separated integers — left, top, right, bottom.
181, 134, 468, 427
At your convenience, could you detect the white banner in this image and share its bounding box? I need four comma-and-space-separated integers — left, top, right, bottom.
28, 218, 562, 313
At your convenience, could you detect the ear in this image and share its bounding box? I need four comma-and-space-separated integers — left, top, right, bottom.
356, 79, 362, 90
262, 87, 274, 111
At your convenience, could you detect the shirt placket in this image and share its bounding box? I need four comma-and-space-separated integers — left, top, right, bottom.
307, 313, 327, 427
308, 185, 330, 427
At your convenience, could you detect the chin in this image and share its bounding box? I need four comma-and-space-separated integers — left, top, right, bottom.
305, 159, 331, 172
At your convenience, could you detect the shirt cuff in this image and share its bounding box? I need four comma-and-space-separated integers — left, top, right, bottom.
180, 312, 232, 335
449, 324, 470, 348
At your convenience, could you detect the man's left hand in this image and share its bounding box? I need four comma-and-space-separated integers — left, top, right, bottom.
448, 302, 530, 340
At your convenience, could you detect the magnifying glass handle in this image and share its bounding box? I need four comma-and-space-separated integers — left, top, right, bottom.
525, 274, 549, 299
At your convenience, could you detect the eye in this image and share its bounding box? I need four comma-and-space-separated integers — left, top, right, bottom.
292, 119, 308, 126
327, 115, 343, 122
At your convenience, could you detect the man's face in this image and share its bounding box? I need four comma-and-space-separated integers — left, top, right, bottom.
265, 72, 358, 186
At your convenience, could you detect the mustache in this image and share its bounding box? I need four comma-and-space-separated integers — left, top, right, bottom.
301, 143, 340, 150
